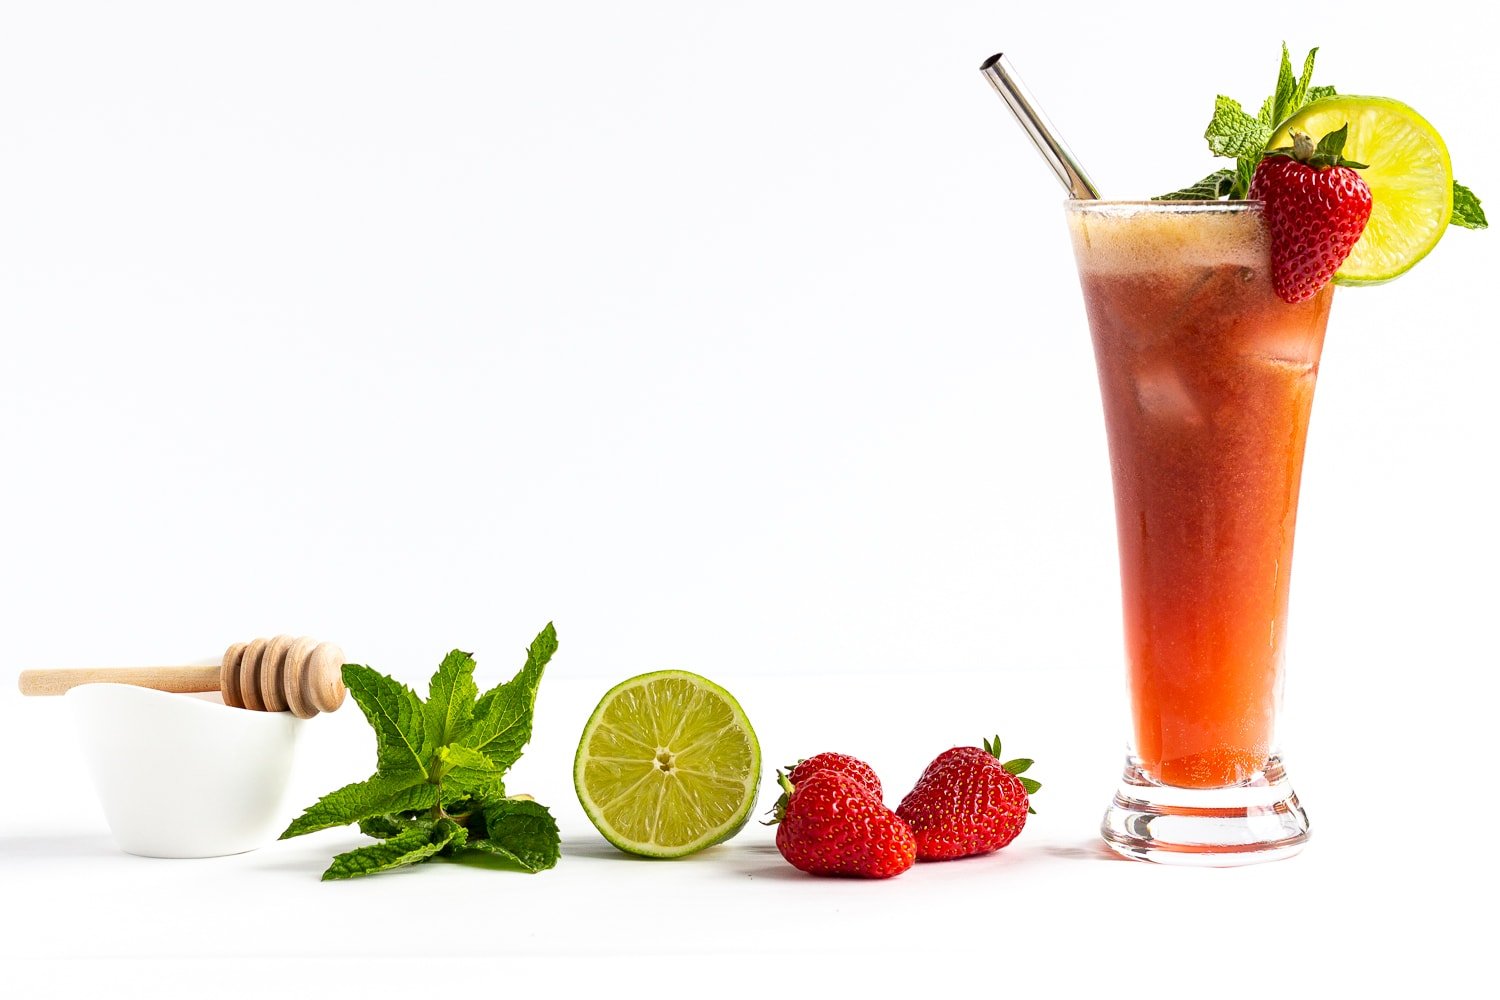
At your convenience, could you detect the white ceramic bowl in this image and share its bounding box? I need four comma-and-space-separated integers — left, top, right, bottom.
67, 684, 305, 858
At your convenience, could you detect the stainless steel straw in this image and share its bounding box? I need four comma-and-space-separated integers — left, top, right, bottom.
980, 53, 1100, 200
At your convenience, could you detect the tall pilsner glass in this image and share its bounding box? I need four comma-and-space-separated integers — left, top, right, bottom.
1068, 201, 1322, 865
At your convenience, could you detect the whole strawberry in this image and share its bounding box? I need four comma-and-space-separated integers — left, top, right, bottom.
774, 769, 916, 879
1249, 125, 1373, 304
896, 736, 1039, 861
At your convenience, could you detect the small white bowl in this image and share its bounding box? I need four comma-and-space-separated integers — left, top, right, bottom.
67, 684, 305, 858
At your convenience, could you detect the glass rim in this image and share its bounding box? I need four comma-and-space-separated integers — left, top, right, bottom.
1066, 199, 1265, 214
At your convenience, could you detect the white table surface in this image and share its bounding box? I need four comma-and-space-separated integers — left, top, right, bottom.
2, 660, 1488, 995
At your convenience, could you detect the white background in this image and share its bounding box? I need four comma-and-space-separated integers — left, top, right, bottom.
1, 1, 1495, 994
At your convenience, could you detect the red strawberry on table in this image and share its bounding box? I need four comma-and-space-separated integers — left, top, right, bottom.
896, 735, 1039, 861
1249, 125, 1373, 304
773, 769, 916, 879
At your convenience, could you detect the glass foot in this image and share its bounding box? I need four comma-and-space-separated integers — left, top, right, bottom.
1100, 753, 1310, 867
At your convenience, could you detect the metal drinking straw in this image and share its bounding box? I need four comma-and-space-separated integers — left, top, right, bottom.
980, 53, 1100, 200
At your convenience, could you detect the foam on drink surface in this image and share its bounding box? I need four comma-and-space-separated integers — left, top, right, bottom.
1066, 203, 1269, 276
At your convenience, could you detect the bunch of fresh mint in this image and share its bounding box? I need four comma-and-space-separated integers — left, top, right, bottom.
281, 624, 561, 880
1159, 44, 1485, 229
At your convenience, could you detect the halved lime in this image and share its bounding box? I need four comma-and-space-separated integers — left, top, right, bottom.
1270, 96, 1453, 285
574, 670, 761, 858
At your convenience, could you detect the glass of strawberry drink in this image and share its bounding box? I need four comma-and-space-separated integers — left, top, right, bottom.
1069, 200, 1327, 864
980, 52, 1420, 865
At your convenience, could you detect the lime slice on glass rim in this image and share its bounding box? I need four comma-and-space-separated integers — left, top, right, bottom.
1270, 95, 1453, 285
574, 670, 761, 858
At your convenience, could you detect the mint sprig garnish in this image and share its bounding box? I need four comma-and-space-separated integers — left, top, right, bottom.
1158, 44, 1333, 200
280, 624, 561, 880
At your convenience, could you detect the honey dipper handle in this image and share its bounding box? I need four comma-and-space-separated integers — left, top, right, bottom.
17, 667, 224, 697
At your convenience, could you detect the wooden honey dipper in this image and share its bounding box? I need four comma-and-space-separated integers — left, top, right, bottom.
17, 635, 347, 718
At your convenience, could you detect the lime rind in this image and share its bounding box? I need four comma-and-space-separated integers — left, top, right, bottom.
574, 670, 761, 859
1270, 95, 1453, 286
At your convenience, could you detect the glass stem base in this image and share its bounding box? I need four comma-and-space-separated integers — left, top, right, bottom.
1100, 753, 1310, 866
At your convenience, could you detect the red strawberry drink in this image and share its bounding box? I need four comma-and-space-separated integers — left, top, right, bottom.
1069, 201, 1324, 862
989, 41, 1482, 864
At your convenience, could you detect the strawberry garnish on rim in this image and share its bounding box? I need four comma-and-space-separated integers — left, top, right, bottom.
1249, 124, 1374, 304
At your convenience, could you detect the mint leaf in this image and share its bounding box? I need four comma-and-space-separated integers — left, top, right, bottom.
357, 813, 411, 839
436, 744, 505, 802
435, 819, 470, 857
1268, 44, 1321, 126
1205, 96, 1272, 159
1305, 85, 1336, 102
322, 819, 467, 881
361, 813, 436, 840
424, 649, 479, 749
343, 664, 428, 778
1452, 181, 1488, 229
462, 623, 557, 771
466, 799, 561, 873
436, 743, 498, 775
1270, 43, 1297, 128
1235, 158, 1257, 201
1256, 94, 1276, 127
280, 773, 436, 839
1289, 47, 1319, 114
1155, 169, 1236, 201
1205, 94, 1272, 201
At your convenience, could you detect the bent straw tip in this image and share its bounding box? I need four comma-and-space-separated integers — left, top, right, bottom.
979, 52, 1005, 72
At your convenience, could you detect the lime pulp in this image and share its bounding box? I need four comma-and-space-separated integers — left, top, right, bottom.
574, 670, 761, 858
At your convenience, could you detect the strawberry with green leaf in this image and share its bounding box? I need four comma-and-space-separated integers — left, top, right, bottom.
280, 624, 561, 880
1249, 125, 1373, 302
896, 735, 1039, 861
